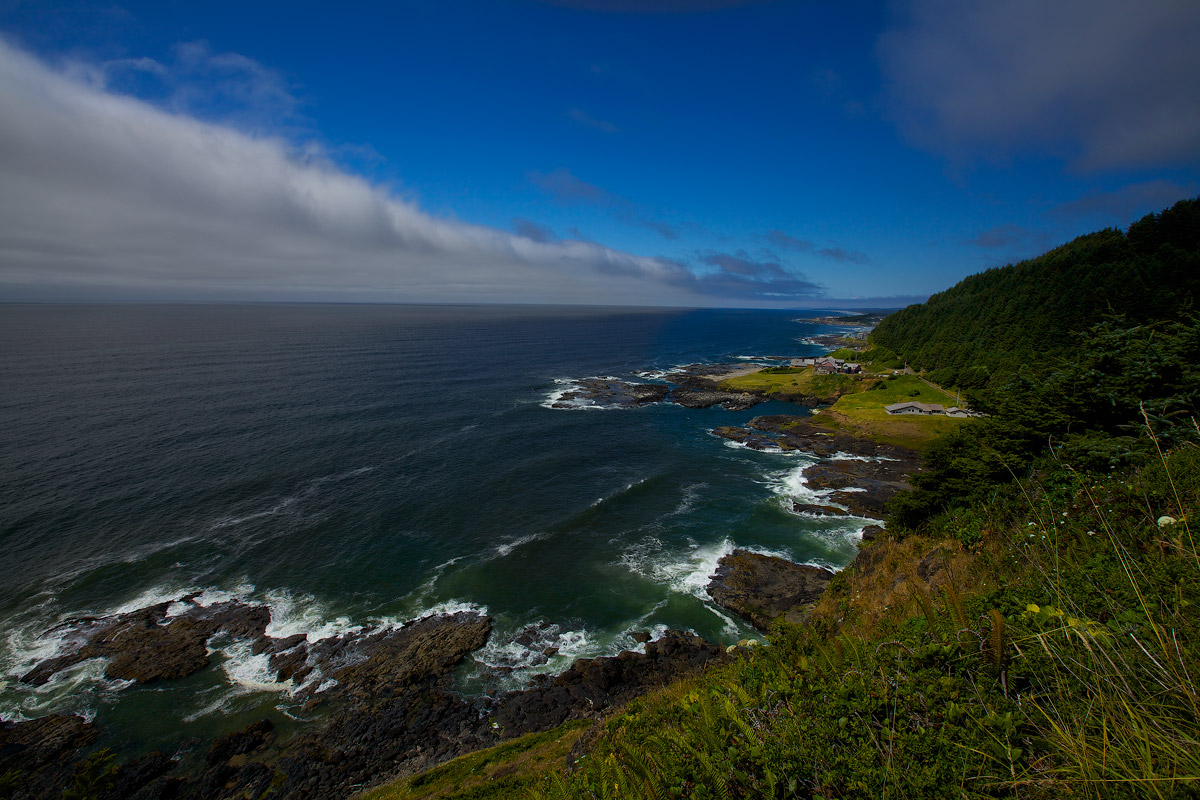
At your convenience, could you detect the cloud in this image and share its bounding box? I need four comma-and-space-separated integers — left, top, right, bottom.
568, 108, 619, 133
0, 39, 828, 306
97, 40, 305, 133
692, 250, 825, 299
879, 0, 1200, 171
512, 218, 559, 243
529, 167, 611, 204
1051, 179, 1199, 222
815, 246, 871, 265
529, 167, 678, 239
0, 38, 730, 305
763, 230, 870, 264
764, 230, 814, 252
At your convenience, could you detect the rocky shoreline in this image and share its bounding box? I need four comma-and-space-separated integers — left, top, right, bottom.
702, 414, 918, 631
3, 607, 727, 800
6, 375, 921, 799
550, 363, 807, 411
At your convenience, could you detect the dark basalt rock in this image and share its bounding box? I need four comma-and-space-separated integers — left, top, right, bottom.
712, 416, 920, 521
102, 750, 181, 800
860, 524, 886, 542
791, 502, 849, 516
671, 389, 762, 411
491, 630, 727, 737
21, 600, 272, 686
0, 714, 98, 800
270, 612, 495, 799
553, 379, 669, 409
706, 550, 835, 631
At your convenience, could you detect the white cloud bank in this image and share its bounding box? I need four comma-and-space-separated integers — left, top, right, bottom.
0, 38, 819, 305
880, 0, 1200, 171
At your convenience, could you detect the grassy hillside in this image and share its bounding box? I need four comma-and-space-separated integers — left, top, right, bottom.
814, 374, 969, 449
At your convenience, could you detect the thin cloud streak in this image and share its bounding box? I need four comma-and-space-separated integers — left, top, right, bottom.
568, 107, 619, 133
529, 166, 679, 240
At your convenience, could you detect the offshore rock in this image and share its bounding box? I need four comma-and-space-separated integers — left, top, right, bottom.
491, 630, 727, 737
671, 389, 762, 411
706, 550, 835, 631
552, 379, 669, 409
20, 600, 271, 686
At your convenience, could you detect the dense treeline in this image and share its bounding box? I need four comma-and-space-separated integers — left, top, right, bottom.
871, 198, 1200, 394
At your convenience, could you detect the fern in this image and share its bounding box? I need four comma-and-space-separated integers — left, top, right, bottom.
988, 609, 1007, 669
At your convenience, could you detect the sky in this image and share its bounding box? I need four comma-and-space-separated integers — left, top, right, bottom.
0, 0, 1197, 308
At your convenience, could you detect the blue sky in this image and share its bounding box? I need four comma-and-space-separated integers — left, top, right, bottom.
0, 0, 1197, 307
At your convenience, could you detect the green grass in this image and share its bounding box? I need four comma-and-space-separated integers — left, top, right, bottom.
358, 721, 591, 800
815, 374, 973, 450
719, 366, 859, 399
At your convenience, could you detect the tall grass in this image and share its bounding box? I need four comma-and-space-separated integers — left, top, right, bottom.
1013, 441, 1200, 798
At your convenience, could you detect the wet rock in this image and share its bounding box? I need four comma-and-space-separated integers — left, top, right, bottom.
100, 750, 179, 800
553, 379, 668, 409
630, 630, 651, 644
0, 714, 99, 800
206, 719, 274, 767
860, 525, 886, 542
670, 389, 762, 411
706, 550, 835, 631
271, 612, 494, 800
268, 642, 311, 684
21, 600, 272, 686
492, 630, 726, 737
791, 502, 849, 516
712, 416, 920, 520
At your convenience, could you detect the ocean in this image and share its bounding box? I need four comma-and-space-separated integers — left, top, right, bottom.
0, 303, 872, 754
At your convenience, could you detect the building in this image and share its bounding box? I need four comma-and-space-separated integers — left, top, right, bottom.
884, 401, 946, 415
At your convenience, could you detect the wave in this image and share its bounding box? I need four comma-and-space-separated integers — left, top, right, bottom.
493, 533, 544, 558
0, 579, 490, 724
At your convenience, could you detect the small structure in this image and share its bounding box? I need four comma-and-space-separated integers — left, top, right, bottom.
806, 356, 863, 375
885, 401, 946, 415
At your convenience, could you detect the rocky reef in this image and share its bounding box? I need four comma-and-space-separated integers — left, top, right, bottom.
550, 364, 769, 411
8, 602, 728, 800
705, 550, 835, 630
713, 415, 919, 517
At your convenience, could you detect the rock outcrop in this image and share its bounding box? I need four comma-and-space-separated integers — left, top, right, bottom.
0, 715, 99, 800
706, 550, 835, 630
713, 416, 919, 520
552, 379, 670, 409
670, 389, 762, 411
21, 599, 271, 686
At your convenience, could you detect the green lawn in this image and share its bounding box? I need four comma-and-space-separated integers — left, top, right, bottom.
815, 374, 972, 449
719, 367, 858, 399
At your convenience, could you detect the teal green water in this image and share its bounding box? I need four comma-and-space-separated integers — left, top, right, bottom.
0, 304, 874, 753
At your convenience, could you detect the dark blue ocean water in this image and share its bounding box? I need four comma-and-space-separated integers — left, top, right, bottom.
0, 304, 871, 751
